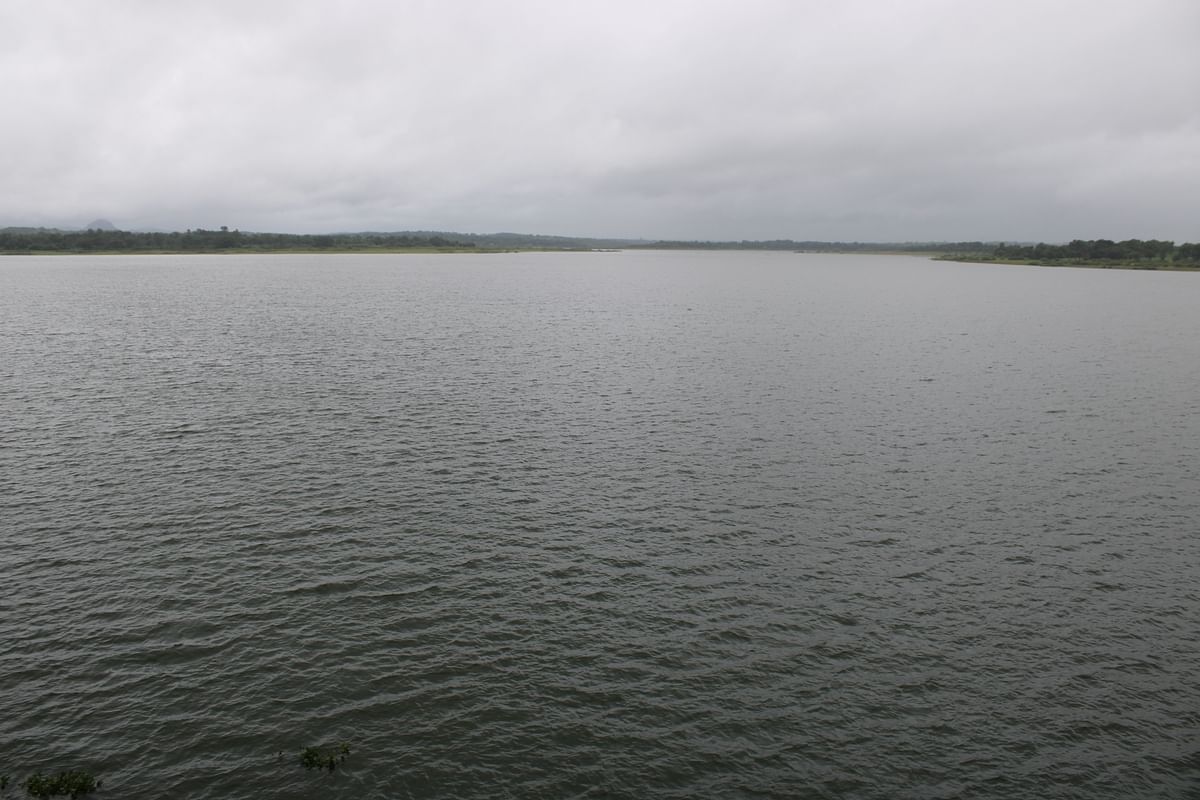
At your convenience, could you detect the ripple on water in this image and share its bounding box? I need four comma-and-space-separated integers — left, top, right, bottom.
1, 252, 1199, 798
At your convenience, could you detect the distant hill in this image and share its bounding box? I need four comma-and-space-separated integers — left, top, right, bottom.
85, 218, 118, 231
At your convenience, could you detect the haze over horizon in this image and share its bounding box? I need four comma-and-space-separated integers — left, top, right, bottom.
3, 0, 1197, 242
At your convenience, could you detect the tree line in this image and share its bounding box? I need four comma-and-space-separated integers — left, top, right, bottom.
3, 229, 1197, 264
987, 239, 1199, 265
0, 227, 475, 253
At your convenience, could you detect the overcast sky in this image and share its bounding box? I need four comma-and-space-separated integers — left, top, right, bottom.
2, 0, 1197, 241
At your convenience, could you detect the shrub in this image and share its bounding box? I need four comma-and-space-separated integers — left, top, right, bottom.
24, 771, 100, 799
298, 743, 350, 773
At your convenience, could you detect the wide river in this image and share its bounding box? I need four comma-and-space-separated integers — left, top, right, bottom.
1, 251, 1197, 799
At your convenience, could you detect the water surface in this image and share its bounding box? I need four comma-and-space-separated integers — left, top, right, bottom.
1, 251, 1198, 798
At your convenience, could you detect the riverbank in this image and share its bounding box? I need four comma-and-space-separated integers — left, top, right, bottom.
933, 255, 1200, 272
0, 247, 524, 256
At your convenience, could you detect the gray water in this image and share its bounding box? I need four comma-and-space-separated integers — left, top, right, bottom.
1, 250, 1197, 799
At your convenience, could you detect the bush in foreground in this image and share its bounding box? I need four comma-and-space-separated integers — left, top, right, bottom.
24, 771, 100, 799
299, 743, 351, 773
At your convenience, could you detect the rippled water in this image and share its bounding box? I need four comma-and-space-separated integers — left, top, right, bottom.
2, 251, 1198, 799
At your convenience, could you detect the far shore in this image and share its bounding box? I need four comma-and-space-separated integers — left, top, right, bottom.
0, 247, 549, 256
5, 250, 1198, 271
933, 255, 1200, 272
2, 231, 1197, 271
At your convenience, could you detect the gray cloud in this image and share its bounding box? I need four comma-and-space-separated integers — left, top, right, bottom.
2, 0, 1197, 240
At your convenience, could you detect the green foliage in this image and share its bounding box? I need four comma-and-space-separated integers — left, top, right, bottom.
23, 771, 99, 799
992, 238, 1193, 266
3, 227, 1196, 262
0, 227, 478, 254
298, 743, 350, 773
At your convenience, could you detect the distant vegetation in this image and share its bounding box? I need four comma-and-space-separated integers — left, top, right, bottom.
632, 239, 998, 253
0, 227, 478, 254
1, 227, 1196, 267
0, 227, 659, 253
0, 227, 995, 255
938, 239, 1200, 269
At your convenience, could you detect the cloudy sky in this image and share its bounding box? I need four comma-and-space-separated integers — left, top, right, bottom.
2, 0, 1197, 241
